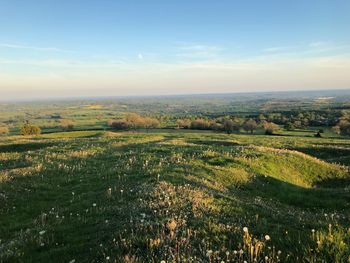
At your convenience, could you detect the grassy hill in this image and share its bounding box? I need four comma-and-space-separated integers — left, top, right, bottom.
0, 131, 349, 262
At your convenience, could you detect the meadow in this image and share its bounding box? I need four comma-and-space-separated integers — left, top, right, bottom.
1, 129, 349, 262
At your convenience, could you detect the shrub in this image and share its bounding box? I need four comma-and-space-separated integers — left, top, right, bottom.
263, 121, 279, 135
20, 122, 41, 135
60, 119, 74, 131
0, 125, 9, 135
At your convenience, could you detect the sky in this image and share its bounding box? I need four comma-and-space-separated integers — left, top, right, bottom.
0, 0, 350, 100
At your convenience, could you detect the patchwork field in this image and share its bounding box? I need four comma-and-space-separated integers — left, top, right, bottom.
0, 131, 349, 262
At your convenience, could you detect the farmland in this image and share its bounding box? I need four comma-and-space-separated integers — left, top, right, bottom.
1, 128, 349, 262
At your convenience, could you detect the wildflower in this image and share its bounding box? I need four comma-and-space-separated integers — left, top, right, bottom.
160, 261, 166, 263
226, 251, 229, 256
233, 250, 237, 254
243, 227, 248, 233
39, 230, 46, 235
239, 249, 244, 255
311, 229, 315, 233
206, 250, 213, 257
106, 256, 110, 260
69, 260, 75, 263
265, 256, 268, 260
92, 203, 97, 207
265, 235, 270, 241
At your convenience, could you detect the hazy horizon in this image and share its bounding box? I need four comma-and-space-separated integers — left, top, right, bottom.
1, 0, 350, 100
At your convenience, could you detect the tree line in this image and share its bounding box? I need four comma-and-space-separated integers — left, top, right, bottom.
175, 117, 280, 134
107, 113, 160, 131
1, 111, 350, 136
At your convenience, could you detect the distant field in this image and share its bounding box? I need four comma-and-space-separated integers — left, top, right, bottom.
0, 130, 349, 262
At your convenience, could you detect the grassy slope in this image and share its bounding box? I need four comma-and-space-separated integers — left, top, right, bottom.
0, 131, 349, 262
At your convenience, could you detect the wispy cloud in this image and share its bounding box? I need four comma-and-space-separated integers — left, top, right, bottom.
0, 43, 70, 52
309, 41, 328, 48
262, 46, 294, 53
176, 43, 222, 59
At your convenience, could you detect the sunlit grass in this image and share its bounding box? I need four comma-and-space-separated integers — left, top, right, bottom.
0, 131, 349, 262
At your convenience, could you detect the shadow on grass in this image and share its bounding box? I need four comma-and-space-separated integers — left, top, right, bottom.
244, 176, 350, 210
0, 159, 32, 171
187, 139, 239, 147
294, 146, 350, 160
0, 142, 55, 153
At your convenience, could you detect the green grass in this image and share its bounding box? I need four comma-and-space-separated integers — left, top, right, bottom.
0, 131, 349, 262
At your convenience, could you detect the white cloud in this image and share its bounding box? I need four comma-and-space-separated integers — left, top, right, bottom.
0, 43, 69, 52
138, 53, 143, 60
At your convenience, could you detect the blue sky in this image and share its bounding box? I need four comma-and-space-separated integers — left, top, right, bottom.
0, 0, 350, 99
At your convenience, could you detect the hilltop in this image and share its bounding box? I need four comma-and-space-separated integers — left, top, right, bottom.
1, 130, 349, 262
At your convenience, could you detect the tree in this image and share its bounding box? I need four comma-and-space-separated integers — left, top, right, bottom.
231, 118, 242, 132
314, 131, 322, 138
176, 119, 191, 129
293, 120, 302, 129
108, 120, 130, 130
336, 120, 350, 135
284, 122, 295, 130
209, 120, 222, 131
223, 120, 234, 134
258, 114, 266, 123
190, 119, 210, 130
60, 119, 74, 131
262, 121, 279, 135
243, 119, 257, 134
20, 121, 41, 135
0, 125, 9, 135
332, 125, 341, 135
144, 117, 160, 131
125, 113, 145, 129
